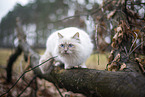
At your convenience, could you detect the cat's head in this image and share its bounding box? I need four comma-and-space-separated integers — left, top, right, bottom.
57, 32, 80, 55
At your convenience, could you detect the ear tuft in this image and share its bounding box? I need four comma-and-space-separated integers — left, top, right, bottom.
58, 33, 63, 39
72, 32, 79, 40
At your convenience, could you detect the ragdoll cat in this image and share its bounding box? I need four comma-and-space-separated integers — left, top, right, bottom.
39, 27, 93, 73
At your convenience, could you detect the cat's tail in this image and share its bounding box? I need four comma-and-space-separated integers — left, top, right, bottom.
39, 52, 52, 74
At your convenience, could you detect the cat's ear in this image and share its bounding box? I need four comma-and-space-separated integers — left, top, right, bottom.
72, 32, 79, 40
58, 33, 63, 39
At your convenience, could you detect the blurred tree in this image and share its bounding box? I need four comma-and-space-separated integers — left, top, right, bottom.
0, 0, 68, 47
0, 0, 100, 48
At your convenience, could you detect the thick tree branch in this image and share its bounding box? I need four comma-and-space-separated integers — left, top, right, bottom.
6, 45, 22, 82
49, 69, 145, 97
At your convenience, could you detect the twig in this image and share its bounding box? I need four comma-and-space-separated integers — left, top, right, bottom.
34, 76, 38, 97
46, 0, 114, 25
128, 41, 145, 56
98, 53, 100, 65
90, 0, 113, 15
129, 32, 138, 54
124, 46, 128, 55
53, 83, 63, 97
48, 14, 87, 24
127, 3, 145, 5
17, 75, 37, 97
138, 63, 145, 74
0, 56, 57, 97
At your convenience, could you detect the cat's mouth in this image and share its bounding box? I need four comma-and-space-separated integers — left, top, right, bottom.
63, 51, 71, 55
64, 52, 69, 55
60, 50, 72, 55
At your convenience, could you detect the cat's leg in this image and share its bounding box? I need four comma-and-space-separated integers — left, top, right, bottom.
80, 63, 87, 68
39, 51, 52, 74
65, 63, 87, 69
64, 64, 72, 69
54, 61, 61, 66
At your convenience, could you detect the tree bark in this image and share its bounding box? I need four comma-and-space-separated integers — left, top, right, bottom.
6, 45, 22, 82
49, 69, 145, 97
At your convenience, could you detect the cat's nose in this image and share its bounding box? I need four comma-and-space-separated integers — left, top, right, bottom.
64, 47, 68, 52
64, 50, 67, 53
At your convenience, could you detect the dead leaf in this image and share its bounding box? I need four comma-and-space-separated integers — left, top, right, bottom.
112, 32, 118, 42
120, 63, 126, 70
108, 50, 115, 63
107, 9, 116, 19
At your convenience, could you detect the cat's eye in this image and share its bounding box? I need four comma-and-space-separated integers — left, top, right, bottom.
68, 44, 73, 47
60, 44, 64, 47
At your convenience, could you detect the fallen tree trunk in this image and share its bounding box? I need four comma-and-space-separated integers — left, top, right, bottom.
49, 69, 145, 97
30, 58, 145, 97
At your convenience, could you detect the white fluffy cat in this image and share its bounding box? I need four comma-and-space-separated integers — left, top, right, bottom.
39, 27, 93, 73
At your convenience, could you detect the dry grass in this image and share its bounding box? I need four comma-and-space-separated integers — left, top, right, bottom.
0, 48, 108, 73
0, 48, 13, 65
0, 48, 27, 74
86, 53, 108, 70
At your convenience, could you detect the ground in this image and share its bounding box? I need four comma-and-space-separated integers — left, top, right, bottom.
0, 48, 108, 97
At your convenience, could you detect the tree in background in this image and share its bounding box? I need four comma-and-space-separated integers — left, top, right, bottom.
0, 0, 100, 48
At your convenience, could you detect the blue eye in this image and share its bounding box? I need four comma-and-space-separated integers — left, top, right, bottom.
69, 44, 73, 47
60, 44, 64, 47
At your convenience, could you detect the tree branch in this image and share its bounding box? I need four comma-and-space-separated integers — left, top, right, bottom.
6, 45, 22, 82
48, 69, 145, 97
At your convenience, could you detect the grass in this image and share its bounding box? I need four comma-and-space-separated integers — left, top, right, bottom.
86, 53, 109, 70
0, 48, 13, 65
0, 48, 108, 73
0, 48, 27, 74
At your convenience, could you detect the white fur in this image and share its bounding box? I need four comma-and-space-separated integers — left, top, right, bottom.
39, 27, 93, 73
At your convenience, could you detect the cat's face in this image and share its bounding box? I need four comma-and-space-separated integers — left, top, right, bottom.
58, 32, 80, 55
59, 42, 76, 54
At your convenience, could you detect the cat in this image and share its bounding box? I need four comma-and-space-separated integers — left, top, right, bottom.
39, 27, 93, 74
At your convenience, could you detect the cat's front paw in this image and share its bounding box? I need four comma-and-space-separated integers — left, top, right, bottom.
79, 65, 87, 68
64, 65, 72, 69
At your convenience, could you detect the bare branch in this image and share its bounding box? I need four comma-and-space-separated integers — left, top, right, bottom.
17, 75, 37, 97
